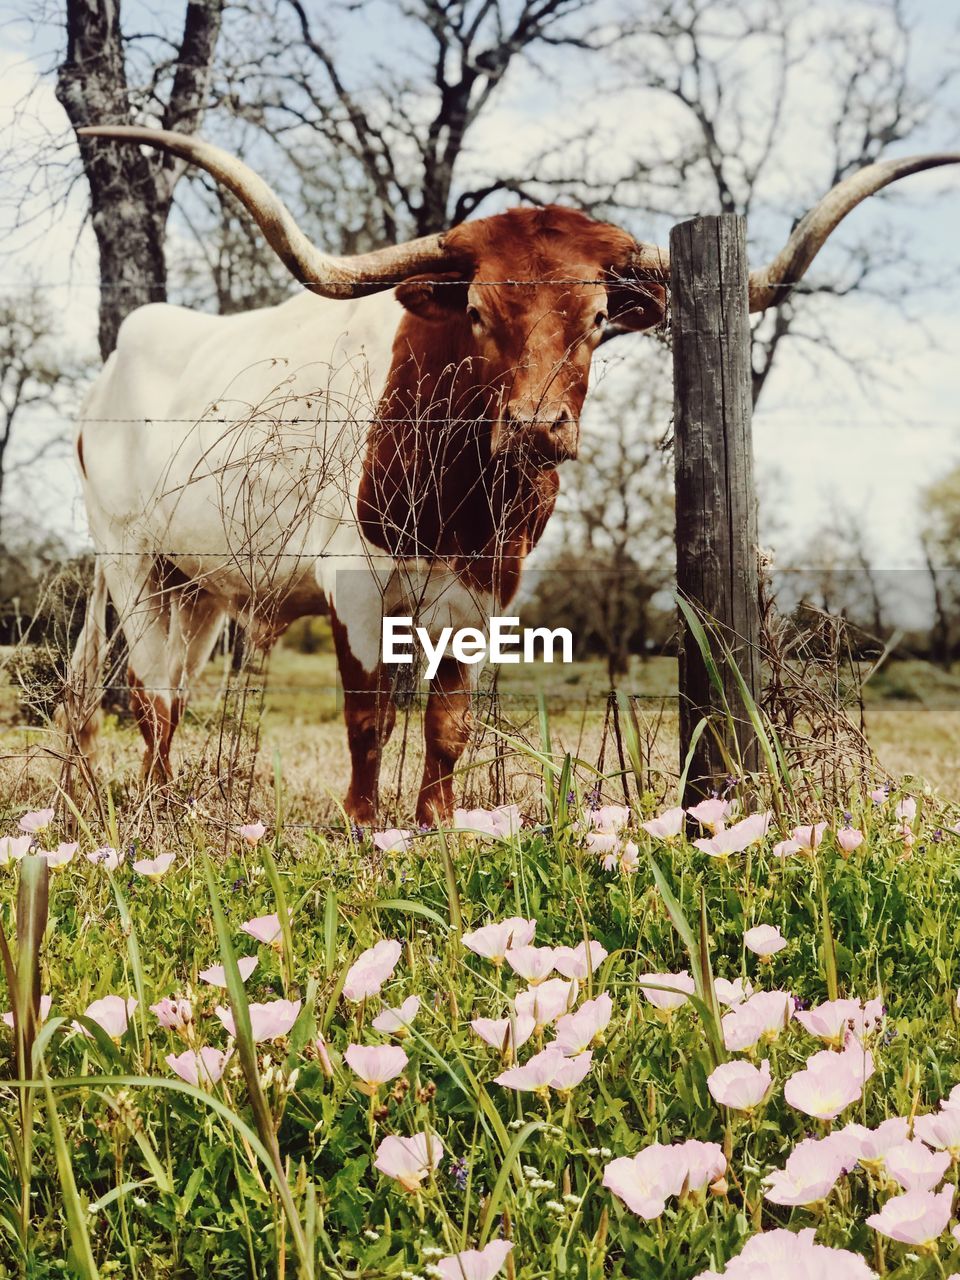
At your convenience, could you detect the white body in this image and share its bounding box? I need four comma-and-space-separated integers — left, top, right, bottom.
77, 290, 492, 691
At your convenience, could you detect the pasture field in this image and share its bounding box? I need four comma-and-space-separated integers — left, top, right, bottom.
4, 646, 960, 1275
0, 756, 959, 1276
4, 644, 960, 824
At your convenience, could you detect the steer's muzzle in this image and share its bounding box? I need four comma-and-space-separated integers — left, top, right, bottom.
497, 400, 580, 463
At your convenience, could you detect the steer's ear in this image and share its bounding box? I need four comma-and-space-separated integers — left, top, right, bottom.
604, 277, 667, 331
395, 271, 470, 323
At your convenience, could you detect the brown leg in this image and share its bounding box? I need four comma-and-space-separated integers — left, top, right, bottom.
331, 609, 397, 824
128, 669, 177, 783
417, 658, 473, 826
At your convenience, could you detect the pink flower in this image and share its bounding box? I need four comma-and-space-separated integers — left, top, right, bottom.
436, 1240, 513, 1280
470, 1014, 536, 1052
813, 1034, 874, 1085
941, 1083, 960, 1112
344, 1043, 408, 1090
772, 838, 803, 858
372, 828, 415, 853
602, 1146, 687, 1219
514, 978, 577, 1029
76, 995, 137, 1040
638, 971, 695, 1011
640, 807, 685, 839
166, 1046, 231, 1088
132, 852, 176, 880
374, 1131, 443, 1190
86, 847, 123, 870
722, 990, 793, 1052
372, 995, 421, 1035
343, 939, 402, 1001
0, 835, 32, 864
552, 940, 608, 979
894, 797, 917, 822
150, 997, 192, 1032
866, 1186, 953, 1246
39, 842, 77, 871
504, 945, 556, 983
836, 826, 865, 856
3, 994, 52, 1029
584, 805, 631, 833
553, 994, 613, 1055
453, 806, 520, 840
694, 812, 771, 858
791, 822, 827, 852
913, 1106, 960, 1153
744, 924, 786, 958
795, 998, 862, 1044
241, 912, 288, 948
714, 977, 752, 1007
238, 822, 266, 843
215, 998, 301, 1041
707, 1059, 772, 1111
832, 1117, 909, 1168
19, 808, 53, 833
681, 1140, 727, 1193
584, 831, 619, 857
603, 1140, 725, 1220
869, 786, 887, 804
884, 1139, 951, 1193
686, 798, 731, 832
198, 956, 259, 987
849, 996, 885, 1040
549, 1050, 593, 1089
763, 1136, 850, 1205
462, 918, 536, 963
494, 1046, 591, 1091
784, 1051, 864, 1120
693, 1229, 876, 1280
617, 842, 640, 874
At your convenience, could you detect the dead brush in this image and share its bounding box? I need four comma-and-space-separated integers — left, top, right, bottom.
759, 567, 885, 809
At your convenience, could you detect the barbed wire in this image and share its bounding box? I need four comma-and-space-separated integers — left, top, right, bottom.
0, 679, 678, 699
0, 277, 825, 293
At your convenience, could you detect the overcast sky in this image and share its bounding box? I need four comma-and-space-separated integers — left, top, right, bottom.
2, 0, 960, 583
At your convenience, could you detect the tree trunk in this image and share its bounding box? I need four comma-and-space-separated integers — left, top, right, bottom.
56, 0, 224, 358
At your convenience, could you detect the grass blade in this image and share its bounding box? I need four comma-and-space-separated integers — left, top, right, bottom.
647, 851, 725, 1066
41, 1068, 100, 1280
323, 889, 338, 978
201, 851, 313, 1277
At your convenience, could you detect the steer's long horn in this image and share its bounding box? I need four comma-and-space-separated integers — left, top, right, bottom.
77, 126, 460, 297
622, 153, 960, 309
747, 152, 960, 311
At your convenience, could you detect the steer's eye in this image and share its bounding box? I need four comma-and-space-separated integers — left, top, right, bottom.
467, 306, 483, 327
594, 310, 609, 329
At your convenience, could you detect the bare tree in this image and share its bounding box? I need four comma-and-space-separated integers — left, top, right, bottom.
919, 468, 960, 668
55, 0, 225, 356
527, 346, 676, 679
538, 0, 957, 404
0, 288, 84, 545
226, 0, 609, 241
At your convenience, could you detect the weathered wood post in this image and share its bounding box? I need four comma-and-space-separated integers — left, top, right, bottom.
671, 214, 760, 804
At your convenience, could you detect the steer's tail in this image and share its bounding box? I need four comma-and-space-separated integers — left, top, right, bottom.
57, 558, 109, 778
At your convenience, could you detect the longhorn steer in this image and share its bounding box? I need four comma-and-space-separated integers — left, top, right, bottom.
62, 129, 959, 823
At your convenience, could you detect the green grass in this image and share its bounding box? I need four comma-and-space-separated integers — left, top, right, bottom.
0, 783, 958, 1276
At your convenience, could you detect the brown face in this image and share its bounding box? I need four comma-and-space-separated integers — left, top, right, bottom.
394, 210, 666, 467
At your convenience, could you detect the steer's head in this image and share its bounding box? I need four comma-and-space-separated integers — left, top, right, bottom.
392, 207, 666, 463
78, 127, 960, 470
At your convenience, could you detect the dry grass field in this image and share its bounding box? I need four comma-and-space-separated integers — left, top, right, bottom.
4, 635, 960, 829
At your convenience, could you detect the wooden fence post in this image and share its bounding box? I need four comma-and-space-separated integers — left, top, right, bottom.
671, 214, 760, 804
